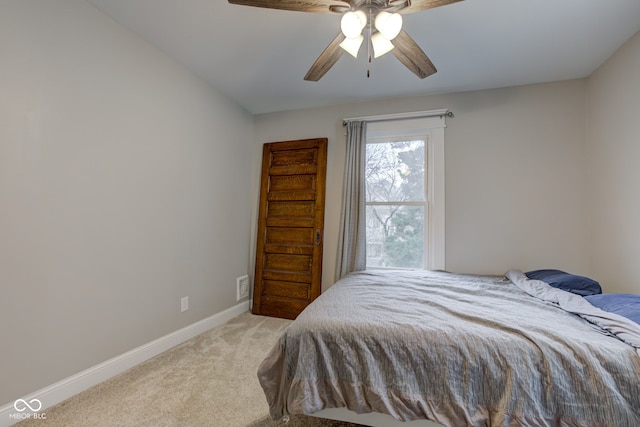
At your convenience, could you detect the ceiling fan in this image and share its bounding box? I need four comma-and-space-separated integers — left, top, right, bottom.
227, 0, 464, 81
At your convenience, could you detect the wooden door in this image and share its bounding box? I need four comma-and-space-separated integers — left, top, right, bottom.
252, 138, 327, 319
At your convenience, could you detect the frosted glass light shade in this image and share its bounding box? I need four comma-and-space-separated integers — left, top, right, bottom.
340, 35, 364, 58
374, 11, 402, 40
354, 10, 367, 30
341, 11, 367, 39
372, 32, 395, 58
375, 11, 390, 31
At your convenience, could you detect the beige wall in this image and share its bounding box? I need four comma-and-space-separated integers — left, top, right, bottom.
587, 31, 640, 293
0, 0, 254, 405
3, 0, 637, 410
253, 79, 591, 290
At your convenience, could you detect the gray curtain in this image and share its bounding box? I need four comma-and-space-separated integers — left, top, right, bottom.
335, 120, 367, 281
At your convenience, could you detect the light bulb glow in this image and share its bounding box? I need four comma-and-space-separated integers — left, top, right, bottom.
371, 32, 395, 58
355, 10, 367, 30
341, 11, 366, 39
374, 11, 390, 32
339, 35, 364, 58
375, 11, 402, 40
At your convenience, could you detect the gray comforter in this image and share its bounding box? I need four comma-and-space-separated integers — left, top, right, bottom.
258, 270, 640, 426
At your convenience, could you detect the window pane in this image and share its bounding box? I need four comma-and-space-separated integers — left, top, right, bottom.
366, 205, 424, 269
365, 140, 425, 202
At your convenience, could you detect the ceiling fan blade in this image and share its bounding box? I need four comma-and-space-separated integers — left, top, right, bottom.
391, 30, 437, 79
304, 33, 346, 81
398, 0, 464, 14
228, 0, 348, 14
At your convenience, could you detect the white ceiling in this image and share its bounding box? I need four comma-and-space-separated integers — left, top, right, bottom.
86, 0, 640, 114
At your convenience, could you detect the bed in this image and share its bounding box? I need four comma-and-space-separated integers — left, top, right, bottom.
257, 269, 640, 426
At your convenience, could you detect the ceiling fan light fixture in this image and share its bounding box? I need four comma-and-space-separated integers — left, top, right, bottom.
228, 0, 449, 82
375, 11, 402, 40
371, 32, 395, 58
341, 11, 367, 39
339, 35, 364, 58
355, 10, 367, 30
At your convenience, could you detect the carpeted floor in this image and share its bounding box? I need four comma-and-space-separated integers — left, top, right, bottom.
16, 312, 365, 427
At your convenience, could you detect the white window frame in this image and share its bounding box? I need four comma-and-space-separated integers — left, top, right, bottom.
365, 115, 445, 270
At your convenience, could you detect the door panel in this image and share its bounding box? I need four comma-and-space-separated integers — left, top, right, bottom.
269, 175, 315, 192
258, 295, 310, 320
265, 227, 314, 245
265, 228, 314, 255
264, 253, 312, 272
270, 148, 318, 166
253, 138, 327, 319
267, 201, 315, 217
262, 280, 310, 300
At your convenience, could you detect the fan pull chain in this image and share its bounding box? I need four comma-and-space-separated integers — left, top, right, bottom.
367, 6, 372, 78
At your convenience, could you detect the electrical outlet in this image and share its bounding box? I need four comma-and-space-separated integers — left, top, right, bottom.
181, 296, 189, 312
237, 275, 249, 301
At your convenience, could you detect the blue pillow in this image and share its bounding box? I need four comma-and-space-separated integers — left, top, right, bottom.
525, 269, 602, 296
585, 294, 640, 325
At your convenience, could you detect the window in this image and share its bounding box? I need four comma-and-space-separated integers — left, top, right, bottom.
366, 139, 426, 268
365, 116, 445, 270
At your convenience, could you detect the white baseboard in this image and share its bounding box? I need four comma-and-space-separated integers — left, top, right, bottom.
1, 301, 250, 427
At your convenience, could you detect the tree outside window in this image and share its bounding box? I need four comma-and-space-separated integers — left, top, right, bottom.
365, 140, 426, 269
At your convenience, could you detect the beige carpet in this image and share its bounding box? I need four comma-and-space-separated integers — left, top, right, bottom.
16, 312, 364, 427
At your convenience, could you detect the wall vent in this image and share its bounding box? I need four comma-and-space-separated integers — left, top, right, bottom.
236, 275, 250, 301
